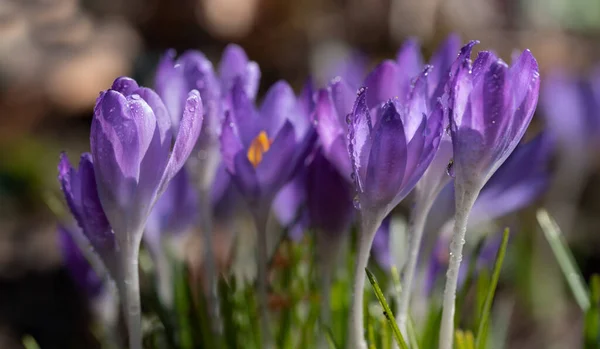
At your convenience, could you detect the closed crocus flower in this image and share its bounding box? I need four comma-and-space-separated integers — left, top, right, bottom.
439, 41, 540, 349
393, 35, 461, 330
347, 65, 444, 348
144, 168, 198, 307
220, 78, 317, 344
59, 76, 203, 349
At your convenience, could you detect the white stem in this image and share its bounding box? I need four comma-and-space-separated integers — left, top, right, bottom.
317, 230, 346, 349
439, 185, 479, 349
116, 247, 142, 349
397, 198, 434, 335
198, 188, 221, 333
348, 215, 380, 349
253, 208, 273, 348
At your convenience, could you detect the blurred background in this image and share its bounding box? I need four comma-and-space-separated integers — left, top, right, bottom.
1, 0, 600, 348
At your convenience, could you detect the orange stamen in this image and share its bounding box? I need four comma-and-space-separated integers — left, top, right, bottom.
247, 131, 272, 167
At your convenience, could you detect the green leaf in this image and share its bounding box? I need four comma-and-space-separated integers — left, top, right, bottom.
537, 208, 590, 311
474, 228, 510, 349
365, 268, 409, 349
325, 327, 341, 349
219, 277, 239, 349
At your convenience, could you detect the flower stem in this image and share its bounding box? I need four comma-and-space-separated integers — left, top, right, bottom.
316, 230, 346, 348
253, 208, 273, 348
116, 248, 142, 349
349, 215, 381, 349
397, 198, 433, 335
198, 188, 222, 334
438, 185, 479, 349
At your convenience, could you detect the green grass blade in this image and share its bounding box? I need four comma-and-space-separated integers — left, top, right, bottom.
325, 327, 341, 349
536, 208, 590, 311
584, 274, 600, 348
365, 268, 409, 349
475, 228, 510, 349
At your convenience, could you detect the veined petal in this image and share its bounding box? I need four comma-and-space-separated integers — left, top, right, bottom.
349, 88, 373, 192
405, 65, 432, 139
160, 90, 203, 191
503, 50, 539, 160
364, 102, 407, 207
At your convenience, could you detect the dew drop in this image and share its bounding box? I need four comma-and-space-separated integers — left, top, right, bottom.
350, 172, 356, 181
130, 94, 141, 100
445, 125, 451, 136
446, 159, 455, 178
312, 119, 319, 126
229, 122, 234, 128
346, 113, 353, 124
353, 195, 361, 209
357, 87, 366, 95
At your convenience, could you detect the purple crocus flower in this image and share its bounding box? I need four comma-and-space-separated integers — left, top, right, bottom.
59, 76, 202, 349
391, 35, 461, 330
439, 41, 540, 349
347, 62, 444, 347
144, 168, 198, 307
58, 225, 104, 298
272, 80, 316, 240
220, 78, 317, 343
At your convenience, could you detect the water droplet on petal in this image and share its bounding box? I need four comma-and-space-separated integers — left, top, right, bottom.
446, 159, 455, 178
346, 113, 353, 125
357, 87, 366, 95
353, 195, 361, 209
350, 172, 356, 181
229, 122, 234, 128
445, 125, 451, 136
130, 94, 141, 100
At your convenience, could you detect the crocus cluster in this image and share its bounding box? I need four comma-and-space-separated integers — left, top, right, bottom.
57, 38, 543, 349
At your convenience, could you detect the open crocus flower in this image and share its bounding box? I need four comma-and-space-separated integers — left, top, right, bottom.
155, 44, 259, 323
439, 41, 540, 349
59, 76, 202, 349
144, 168, 198, 307
347, 66, 444, 348
220, 78, 317, 344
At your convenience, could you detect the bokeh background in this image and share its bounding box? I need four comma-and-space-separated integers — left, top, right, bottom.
1, 0, 600, 348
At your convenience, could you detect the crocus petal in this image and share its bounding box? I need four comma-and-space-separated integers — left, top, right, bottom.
232, 152, 260, 202
154, 50, 186, 130
220, 44, 260, 99
363, 60, 401, 111
273, 173, 306, 229
348, 88, 373, 192
256, 120, 297, 191
260, 81, 297, 136
429, 34, 461, 100
160, 90, 203, 190
330, 78, 356, 125
78, 154, 116, 251
111, 76, 140, 95
396, 39, 424, 103
405, 65, 432, 139
314, 89, 344, 153
220, 111, 244, 174
229, 79, 260, 147
58, 226, 104, 297
364, 102, 407, 207
307, 148, 354, 236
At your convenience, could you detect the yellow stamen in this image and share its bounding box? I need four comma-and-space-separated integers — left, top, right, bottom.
247, 131, 272, 167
